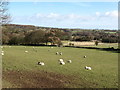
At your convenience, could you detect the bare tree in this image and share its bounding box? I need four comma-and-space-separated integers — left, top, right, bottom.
0, 0, 11, 25
0, 0, 10, 46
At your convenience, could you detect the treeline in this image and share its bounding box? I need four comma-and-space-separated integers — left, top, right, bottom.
72, 30, 119, 43
2, 24, 119, 45
2, 24, 71, 46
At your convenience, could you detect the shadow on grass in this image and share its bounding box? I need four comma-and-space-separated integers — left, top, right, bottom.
65, 46, 120, 53
8, 44, 119, 53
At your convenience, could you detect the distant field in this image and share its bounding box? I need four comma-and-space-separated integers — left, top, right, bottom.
62, 41, 118, 49
2, 46, 118, 88
105, 32, 117, 34
81, 43, 118, 49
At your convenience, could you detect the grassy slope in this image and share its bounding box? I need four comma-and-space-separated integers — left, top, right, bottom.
62, 41, 118, 49
2, 46, 118, 88
83, 43, 118, 49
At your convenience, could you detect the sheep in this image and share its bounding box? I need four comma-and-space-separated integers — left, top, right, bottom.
40, 62, 45, 66
67, 60, 72, 63
59, 59, 64, 62
1, 52, 4, 56
25, 51, 28, 53
38, 62, 45, 66
84, 56, 86, 58
60, 61, 65, 65
56, 52, 59, 55
85, 66, 91, 70
59, 52, 62, 55
1, 46, 3, 48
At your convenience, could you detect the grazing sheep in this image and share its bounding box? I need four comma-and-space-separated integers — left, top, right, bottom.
59, 59, 64, 62
1, 53, 4, 56
59, 52, 62, 55
85, 66, 91, 70
56, 52, 59, 55
40, 62, 45, 66
84, 56, 86, 58
59, 59, 63, 62
60, 61, 65, 65
9, 46, 11, 48
51, 47, 53, 48
1, 46, 3, 48
25, 51, 28, 53
68, 60, 72, 63
38, 62, 45, 66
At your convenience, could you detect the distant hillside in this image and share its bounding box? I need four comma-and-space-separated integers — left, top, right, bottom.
2, 24, 117, 33
2, 24, 118, 45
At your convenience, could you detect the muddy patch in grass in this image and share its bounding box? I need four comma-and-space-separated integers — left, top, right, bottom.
2, 70, 74, 88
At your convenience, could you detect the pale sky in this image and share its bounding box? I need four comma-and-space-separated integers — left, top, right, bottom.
9, 2, 118, 30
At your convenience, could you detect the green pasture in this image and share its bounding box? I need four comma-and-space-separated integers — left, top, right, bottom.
2, 45, 118, 88
83, 43, 118, 49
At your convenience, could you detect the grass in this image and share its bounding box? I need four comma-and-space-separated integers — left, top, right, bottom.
2, 45, 118, 88
82, 43, 118, 49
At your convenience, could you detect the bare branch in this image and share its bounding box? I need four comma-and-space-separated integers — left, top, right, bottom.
0, 0, 10, 25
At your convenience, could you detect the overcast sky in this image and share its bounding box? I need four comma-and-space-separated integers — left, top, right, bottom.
9, 2, 118, 29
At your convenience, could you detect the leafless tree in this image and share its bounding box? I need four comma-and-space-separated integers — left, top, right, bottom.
0, 0, 10, 45
0, 0, 11, 25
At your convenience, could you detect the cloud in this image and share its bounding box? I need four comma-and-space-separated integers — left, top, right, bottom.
46, 13, 59, 18
30, 13, 93, 22
105, 10, 118, 17
96, 10, 118, 18
95, 12, 101, 16
12, 11, 118, 29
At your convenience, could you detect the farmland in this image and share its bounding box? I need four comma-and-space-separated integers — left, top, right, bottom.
2, 44, 118, 88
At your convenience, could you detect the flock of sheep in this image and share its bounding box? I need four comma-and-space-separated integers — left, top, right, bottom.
1, 46, 11, 56
1, 51, 4, 56
36, 47, 92, 70
1, 46, 92, 70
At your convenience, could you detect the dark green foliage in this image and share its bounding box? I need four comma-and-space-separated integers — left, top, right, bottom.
2, 24, 118, 45
95, 41, 99, 46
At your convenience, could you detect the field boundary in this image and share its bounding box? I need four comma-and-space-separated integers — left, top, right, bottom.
64, 46, 120, 53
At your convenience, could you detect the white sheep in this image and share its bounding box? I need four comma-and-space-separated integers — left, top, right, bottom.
1, 52, 4, 56
25, 51, 28, 53
59, 52, 62, 55
38, 62, 45, 66
85, 66, 91, 70
59, 59, 64, 62
1, 46, 3, 48
60, 61, 65, 65
56, 52, 59, 55
68, 60, 72, 63
40, 62, 45, 66
84, 56, 86, 58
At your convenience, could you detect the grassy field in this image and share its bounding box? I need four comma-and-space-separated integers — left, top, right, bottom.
2, 45, 118, 88
82, 43, 118, 49
62, 41, 118, 49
